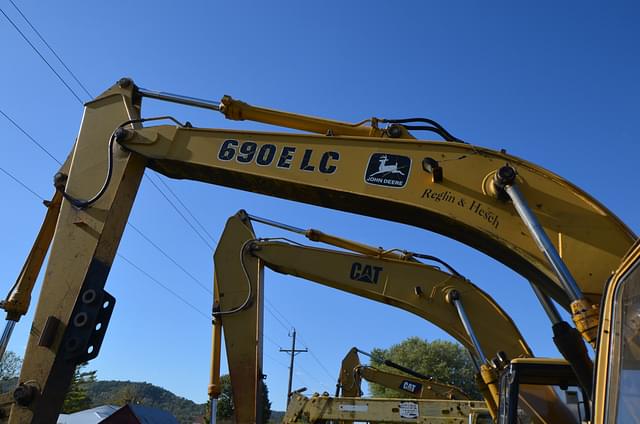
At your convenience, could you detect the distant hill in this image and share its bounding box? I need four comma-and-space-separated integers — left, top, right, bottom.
1, 378, 283, 423
270, 410, 285, 422
85, 380, 204, 423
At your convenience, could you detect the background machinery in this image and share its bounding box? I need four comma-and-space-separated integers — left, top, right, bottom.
212, 211, 577, 423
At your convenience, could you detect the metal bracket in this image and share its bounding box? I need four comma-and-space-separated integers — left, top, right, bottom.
60, 259, 117, 364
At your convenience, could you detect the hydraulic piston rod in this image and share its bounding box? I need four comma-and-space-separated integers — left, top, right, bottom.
493, 166, 582, 302
247, 213, 306, 235
446, 290, 488, 364
0, 321, 16, 361
137, 86, 221, 112
530, 282, 563, 325
493, 166, 601, 347
446, 289, 500, 419
529, 283, 595, 397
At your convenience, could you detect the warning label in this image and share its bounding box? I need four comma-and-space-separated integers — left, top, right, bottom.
398, 402, 419, 419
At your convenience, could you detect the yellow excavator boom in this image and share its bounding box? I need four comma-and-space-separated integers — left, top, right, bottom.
337, 347, 471, 400
2, 79, 633, 422
283, 392, 490, 423
213, 211, 577, 423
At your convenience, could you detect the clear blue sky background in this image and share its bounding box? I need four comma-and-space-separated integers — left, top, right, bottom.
1, 0, 639, 413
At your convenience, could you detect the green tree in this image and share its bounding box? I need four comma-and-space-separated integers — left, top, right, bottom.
211, 374, 272, 423
0, 351, 22, 380
112, 385, 144, 406
62, 363, 97, 413
368, 337, 481, 399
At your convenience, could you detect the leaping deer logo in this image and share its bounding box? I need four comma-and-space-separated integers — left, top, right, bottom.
370, 155, 405, 177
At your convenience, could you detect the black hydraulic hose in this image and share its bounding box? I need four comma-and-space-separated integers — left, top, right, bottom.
551, 321, 594, 400
357, 348, 433, 380
381, 117, 464, 143
379, 359, 434, 381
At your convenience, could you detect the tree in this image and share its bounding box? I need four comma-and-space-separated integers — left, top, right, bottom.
368, 337, 481, 399
209, 374, 272, 423
62, 363, 97, 413
0, 351, 22, 380
112, 385, 144, 406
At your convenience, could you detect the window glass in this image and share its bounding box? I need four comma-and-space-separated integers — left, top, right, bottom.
607, 262, 640, 423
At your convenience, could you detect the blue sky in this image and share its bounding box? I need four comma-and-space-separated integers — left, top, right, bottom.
1, 0, 639, 413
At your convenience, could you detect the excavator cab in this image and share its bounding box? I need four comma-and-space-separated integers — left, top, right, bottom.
497, 358, 589, 424
593, 240, 640, 423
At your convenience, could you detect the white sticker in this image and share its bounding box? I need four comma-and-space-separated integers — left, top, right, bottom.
399, 402, 419, 419
339, 404, 368, 412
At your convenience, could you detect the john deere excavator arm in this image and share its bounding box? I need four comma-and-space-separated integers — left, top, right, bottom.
2, 79, 632, 422
337, 347, 471, 400
213, 211, 577, 423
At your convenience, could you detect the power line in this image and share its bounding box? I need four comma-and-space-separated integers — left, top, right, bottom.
2, 164, 338, 394
8, 0, 92, 99
0, 109, 218, 323
264, 352, 291, 369
127, 222, 212, 296
264, 335, 283, 349
154, 176, 217, 245
304, 346, 336, 382
145, 174, 215, 250
0, 6, 84, 104
5, 8, 217, 255
0, 108, 62, 165
295, 331, 336, 382
1, 166, 210, 320
3, 5, 218, 266
0, 166, 44, 201
295, 363, 333, 393
117, 253, 210, 320
0, 109, 216, 303
265, 298, 296, 329
264, 303, 292, 333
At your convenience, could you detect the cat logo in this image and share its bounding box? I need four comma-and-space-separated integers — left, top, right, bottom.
350, 262, 383, 284
400, 380, 422, 394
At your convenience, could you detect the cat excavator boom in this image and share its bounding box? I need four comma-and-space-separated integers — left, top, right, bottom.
336, 347, 471, 400
211, 211, 577, 423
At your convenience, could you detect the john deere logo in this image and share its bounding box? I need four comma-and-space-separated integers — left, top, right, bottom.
350, 262, 383, 284
364, 153, 411, 188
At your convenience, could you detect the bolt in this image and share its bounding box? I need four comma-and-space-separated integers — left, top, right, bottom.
387, 124, 403, 138
494, 165, 517, 188
117, 77, 133, 88
114, 128, 132, 142
53, 172, 68, 191
13, 384, 37, 407
65, 337, 80, 352
445, 289, 460, 304
73, 312, 89, 328
81, 289, 97, 304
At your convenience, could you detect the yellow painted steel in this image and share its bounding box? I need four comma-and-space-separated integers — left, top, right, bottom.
3, 80, 635, 422
219, 95, 398, 138
283, 393, 490, 423
338, 347, 471, 400
208, 282, 222, 418
7, 83, 146, 423
2, 191, 62, 322
213, 215, 264, 424
214, 212, 577, 424
121, 122, 634, 309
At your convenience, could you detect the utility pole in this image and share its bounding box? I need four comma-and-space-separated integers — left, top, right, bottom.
280, 328, 308, 405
